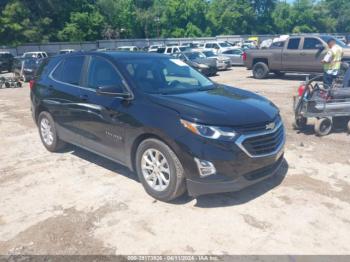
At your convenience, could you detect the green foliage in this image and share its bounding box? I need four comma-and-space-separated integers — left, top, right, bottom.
0, 0, 348, 46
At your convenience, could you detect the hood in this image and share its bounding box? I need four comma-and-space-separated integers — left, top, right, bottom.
148, 85, 279, 127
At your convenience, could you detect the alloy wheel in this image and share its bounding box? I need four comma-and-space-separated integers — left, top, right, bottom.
40, 118, 54, 146
141, 149, 170, 192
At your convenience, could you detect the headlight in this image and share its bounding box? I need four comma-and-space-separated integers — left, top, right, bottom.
180, 119, 237, 140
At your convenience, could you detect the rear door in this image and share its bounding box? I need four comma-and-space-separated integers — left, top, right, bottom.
46, 55, 87, 144
282, 37, 302, 71
300, 37, 325, 72
77, 55, 129, 163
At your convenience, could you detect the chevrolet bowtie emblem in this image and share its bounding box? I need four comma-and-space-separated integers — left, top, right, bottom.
266, 122, 275, 130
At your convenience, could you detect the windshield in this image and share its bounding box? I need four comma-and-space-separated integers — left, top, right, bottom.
219, 42, 231, 47
119, 57, 215, 94
321, 36, 348, 48
185, 52, 206, 60
203, 51, 216, 57
24, 59, 39, 68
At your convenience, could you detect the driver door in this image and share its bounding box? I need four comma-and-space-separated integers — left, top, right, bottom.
78, 55, 129, 163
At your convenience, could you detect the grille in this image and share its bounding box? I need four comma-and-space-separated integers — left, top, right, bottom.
240, 124, 284, 157
235, 115, 281, 134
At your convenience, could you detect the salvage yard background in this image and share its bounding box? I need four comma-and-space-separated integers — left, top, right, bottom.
0, 68, 349, 254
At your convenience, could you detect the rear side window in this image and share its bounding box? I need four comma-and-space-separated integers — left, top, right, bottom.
87, 56, 123, 90
303, 38, 322, 49
287, 38, 300, 50
52, 56, 85, 85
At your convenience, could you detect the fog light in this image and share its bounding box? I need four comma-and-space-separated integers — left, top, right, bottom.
194, 158, 216, 177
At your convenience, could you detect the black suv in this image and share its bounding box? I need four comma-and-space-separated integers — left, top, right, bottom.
0, 52, 14, 72
31, 52, 285, 201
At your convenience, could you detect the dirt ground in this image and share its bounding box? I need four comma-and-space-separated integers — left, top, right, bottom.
0, 67, 349, 255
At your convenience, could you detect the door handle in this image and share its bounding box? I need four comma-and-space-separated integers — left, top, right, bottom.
79, 94, 89, 101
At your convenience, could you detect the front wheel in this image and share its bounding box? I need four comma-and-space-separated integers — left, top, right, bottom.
38, 111, 66, 152
314, 117, 333, 136
136, 138, 186, 202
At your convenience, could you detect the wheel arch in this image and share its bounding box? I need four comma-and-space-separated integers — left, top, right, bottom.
253, 58, 269, 66
129, 132, 180, 172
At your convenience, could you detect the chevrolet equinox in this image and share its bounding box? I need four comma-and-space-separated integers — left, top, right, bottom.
31, 52, 285, 201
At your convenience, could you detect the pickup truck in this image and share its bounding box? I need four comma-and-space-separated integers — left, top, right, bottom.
244, 35, 350, 79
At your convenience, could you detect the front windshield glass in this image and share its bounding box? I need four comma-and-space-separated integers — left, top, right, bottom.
321, 36, 348, 48
203, 51, 216, 57
24, 59, 38, 68
219, 42, 231, 47
119, 58, 215, 95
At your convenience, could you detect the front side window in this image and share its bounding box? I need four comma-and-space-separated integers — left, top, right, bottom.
303, 38, 322, 49
52, 56, 84, 85
287, 38, 301, 50
87, 56, 123, 90
119, 57, 215, 95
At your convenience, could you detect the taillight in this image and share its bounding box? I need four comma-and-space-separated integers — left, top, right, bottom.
298, 84, 305, 97
242, 52, 247, 61
29, 80, 35, 89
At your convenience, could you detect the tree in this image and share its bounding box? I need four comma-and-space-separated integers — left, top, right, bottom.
58, 9, 104, 41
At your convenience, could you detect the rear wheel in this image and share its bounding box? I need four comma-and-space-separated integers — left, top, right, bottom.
314, 117, 333, 136
136, 138, 186, 202
253, 62, 269, 79
38, 111, 66, 152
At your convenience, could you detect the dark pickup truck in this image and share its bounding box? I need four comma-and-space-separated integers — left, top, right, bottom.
244, 35, 350, 79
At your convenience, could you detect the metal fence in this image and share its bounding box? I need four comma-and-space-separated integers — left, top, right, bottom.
0, 35, 277, 56
0, 33, 346, 56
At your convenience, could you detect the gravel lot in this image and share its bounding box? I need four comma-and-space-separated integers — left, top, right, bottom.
0, 67, 350, 255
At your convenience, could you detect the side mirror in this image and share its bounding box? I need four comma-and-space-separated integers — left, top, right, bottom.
96, 85, 132, 99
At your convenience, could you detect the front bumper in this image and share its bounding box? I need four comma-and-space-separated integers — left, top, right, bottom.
186, 155, 284, 197
174, 120, 286, 197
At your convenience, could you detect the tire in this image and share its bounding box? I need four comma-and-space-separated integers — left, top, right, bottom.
38, 111, 66, 152
135, 138, 186, 202
273, 71, 285, 77
253, 62, 269, 79
347, 120, 350, 134
293, 117, 307, 130
4, 82, 10, 88
314, 117, 333, 136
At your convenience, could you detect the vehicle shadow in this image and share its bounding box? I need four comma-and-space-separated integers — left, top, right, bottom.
59, 145, 288, 207
247, 74, 309, 81
61, 144, 139, 182
172, 158, 289, 208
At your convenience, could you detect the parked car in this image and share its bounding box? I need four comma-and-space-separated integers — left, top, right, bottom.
31, 51, 285, 201
0, 52, 14, 72
164, 46, 187, 55
220, 48, 245, 66
148, 45, 164, 52
59, 49, 75, 55
13, 57, 43, 82
201, 50, 231, 70
22, 51, 48, 59
203, 41, 236, 54
244, 35, 350, 79
117, 46, 139, 52
174, 51, 218, 76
